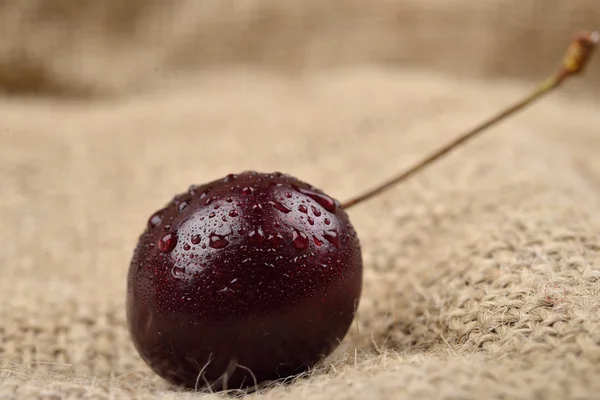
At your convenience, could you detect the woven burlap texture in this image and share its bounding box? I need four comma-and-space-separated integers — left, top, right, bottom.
1, 1, 600, 399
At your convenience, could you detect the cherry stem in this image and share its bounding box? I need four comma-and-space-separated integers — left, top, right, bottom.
341, 30, 599, 210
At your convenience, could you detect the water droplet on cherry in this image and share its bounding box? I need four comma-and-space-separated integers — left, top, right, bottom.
313, 236, 323, 247
292, 229, 309, 251
209, 233, 229, 249
223, 173, 237, 182
158, 232, 177, 252
178, 201, 188, 213
323, 230, 339, 247
248, 227, 265, 245
270, 201, 291, 214
148, 211, 163, 228
267, 233, 284, 246
293, 185, 337, 213
170, 266, 185, 279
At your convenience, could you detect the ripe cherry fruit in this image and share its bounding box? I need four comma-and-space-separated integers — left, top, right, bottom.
127, 172, 362, 390
126, 32, 596, 392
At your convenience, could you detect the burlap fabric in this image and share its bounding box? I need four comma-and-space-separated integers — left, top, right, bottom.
1, 1, 600, 399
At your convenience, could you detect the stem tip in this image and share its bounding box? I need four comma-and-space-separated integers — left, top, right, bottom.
562, 31, 599, 75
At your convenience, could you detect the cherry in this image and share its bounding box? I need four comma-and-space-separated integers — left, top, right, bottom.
126, 32, 596, 392
127, 172, 362, 390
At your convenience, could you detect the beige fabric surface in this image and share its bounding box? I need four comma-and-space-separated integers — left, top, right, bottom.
2, 1, 600, 399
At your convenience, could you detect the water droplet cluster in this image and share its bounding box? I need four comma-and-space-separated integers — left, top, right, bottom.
127, 171, 362, 391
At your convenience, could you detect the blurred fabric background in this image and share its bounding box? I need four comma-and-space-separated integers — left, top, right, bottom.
0, 0, 599, 97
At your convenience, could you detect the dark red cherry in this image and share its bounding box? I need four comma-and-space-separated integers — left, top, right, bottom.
126, 171, 362, 391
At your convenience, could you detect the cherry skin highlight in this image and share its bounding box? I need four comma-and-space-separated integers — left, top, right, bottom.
126, 171, 363, 390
